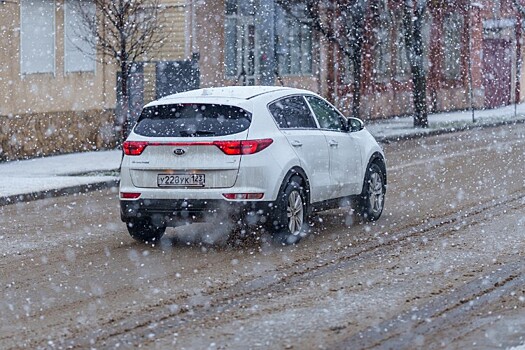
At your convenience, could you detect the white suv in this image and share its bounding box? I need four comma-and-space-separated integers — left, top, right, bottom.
120, 86, 386, 244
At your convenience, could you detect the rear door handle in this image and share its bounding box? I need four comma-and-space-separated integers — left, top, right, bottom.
290, 140, 303, 147
328, 140, 339, 147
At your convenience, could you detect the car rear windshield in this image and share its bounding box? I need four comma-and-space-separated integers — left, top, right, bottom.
134, 104, 252, 137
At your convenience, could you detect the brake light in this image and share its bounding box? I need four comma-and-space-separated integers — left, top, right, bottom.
122, 139, 273, 156
120, 192, 141, 199
223, 193, 264, 200
213, 139, 273, 155
123, 141, 148, 156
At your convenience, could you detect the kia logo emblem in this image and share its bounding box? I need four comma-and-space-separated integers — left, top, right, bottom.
173, 149, 186, 155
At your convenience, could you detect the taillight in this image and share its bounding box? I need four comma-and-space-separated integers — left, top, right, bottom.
223, 193, 264, 200
213, 139, 273, 155
122, 139, 273, 156
120, 192, 141, 199
123, 141, 148, 156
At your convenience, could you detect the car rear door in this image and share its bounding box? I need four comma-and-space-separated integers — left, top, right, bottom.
268, 95, 332, 203
126, 103, 251, 189
305, 95, 362, 197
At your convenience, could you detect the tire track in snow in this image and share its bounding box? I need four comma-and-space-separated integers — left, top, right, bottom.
336, 262, 525, 349
61, 188, 525, 348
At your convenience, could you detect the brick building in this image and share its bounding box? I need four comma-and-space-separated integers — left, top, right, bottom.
191, 0, 524, 118
347, 0, 525, 118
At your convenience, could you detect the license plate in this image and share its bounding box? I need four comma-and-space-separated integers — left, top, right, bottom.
157, 174, 205, 187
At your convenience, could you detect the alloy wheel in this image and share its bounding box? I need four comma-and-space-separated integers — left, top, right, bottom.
286, 190, 304, 235
368, 172, 384, 214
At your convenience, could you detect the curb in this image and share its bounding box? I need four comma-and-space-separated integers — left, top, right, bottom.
0, 179, 119, 207
374, 117, 525, 143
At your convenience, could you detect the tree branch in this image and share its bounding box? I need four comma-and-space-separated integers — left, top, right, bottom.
513, 0, 525, 17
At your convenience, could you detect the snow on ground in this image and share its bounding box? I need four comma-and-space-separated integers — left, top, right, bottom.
0, 150, 121, 197
0, 175, 118, 197
0, 150, 121, 176
367, 103, 525, 140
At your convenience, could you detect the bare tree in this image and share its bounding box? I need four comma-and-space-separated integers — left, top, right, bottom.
278, 0, 367, 119
402, 0, 429, 127
334, 0, 367, 119
75, 0, 166, 140
512, 0, 524, 113
513, 0, 525, 15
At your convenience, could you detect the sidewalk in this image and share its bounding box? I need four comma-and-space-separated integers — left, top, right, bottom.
1, 103, 524, 204
0, 150, 121, 205
367, 102, 525, 141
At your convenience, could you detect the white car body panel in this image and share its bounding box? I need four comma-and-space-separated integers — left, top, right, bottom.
321, 130, 363, 197
351, 128, 386, 192
120, 86, 385, 219
126, 134, 248, 189
280, 129, 332, 202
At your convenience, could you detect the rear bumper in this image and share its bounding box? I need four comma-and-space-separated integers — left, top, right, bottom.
120, 198, 274, 224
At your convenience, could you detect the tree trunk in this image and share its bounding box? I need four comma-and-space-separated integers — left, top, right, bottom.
352, 58, 362, 119
118, 61, 130, 143
326, 3, 336, 104
411, 11, 428, 128
350, 0, 366, 119
412, 66, 428, 127
403, 0, 429, 128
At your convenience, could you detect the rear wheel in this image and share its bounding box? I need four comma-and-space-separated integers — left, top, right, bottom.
270, 176, 308, 244
126, 218, 166, 243
357, 162, 386, 222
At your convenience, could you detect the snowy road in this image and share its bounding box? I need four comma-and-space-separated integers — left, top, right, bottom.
1, 124, 524, 349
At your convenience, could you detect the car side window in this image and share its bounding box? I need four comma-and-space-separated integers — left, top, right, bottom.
268, 96, 318, 129
305, 96, 345, 131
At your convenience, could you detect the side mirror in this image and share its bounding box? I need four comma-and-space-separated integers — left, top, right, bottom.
347, 117, 364, 132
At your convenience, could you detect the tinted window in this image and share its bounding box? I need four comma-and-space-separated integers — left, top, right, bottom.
134, 104, 251, 137
305, 96, 345, 131
268, 96, 317, 129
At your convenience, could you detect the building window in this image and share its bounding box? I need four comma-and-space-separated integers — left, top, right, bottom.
275, 2, 313, 76
224, 0, 256, 79
443, 13, 463, 80
224, 17, 238, 77
421, 11, 432, 73
373, 26, 391, 81
342, 53, 354, 85
226, 0, 238, 15
394, 24, 410, 79
393, 11, 432, 79
64, 0, 96, 73
20, 0, 55, 74
370, 1, 392, 81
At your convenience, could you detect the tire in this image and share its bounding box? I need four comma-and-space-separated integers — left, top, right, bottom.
270, 176, 308, 245
357, 162, 386, 222
126, 218, 166, 243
